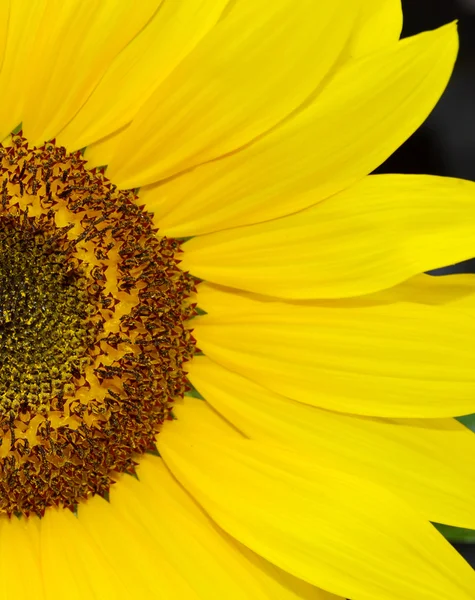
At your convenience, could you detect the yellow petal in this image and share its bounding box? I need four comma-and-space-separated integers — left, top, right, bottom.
326, 272, 475, 309
107, 0, 358, 187
182, 174, 475, 299
193, 281, 475, 418
114, 454, 338, 599
0, 516, 44, 599
194, 273, 475, 313
57, 0, 229, 151
159, 401, 475, 600
0, 0, 47, 139
76, 492, 198, 598
141, 23, 457, 237
377, 272, 475, 307
0, 0, 11, 79
235, 543, 343, 600
22, 0, 160, 145
188, 355, 475, 529
84, 125, 129, 169
347, 0, 402, 58
40, 507, 131, 599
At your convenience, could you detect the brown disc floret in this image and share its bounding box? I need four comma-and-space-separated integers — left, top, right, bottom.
0, 133, 197, 516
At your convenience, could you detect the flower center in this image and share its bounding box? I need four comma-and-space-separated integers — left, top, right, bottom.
0, 209, 94, 417
0, 133, 197, 517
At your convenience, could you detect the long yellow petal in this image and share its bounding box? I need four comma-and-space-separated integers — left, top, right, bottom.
194, 273, 475, 312
159, 400, 475, 600
22, 0, 160, 145
235, 543, 343, 600
346, 0, 402, 58
182, 174, 475, 299
193, 280, 475, 418
76, 492, 198, 598
0, 516, 45, 599
113, 455, 339, 599
40, 507, 132, 600
107, 0, 358, 187
83, 125, 129, 169
0, 0, 47, 139
57, 0, 229, 151
140, 23, 457, 237
0, 0, 11, 77
188, 355, 475, 529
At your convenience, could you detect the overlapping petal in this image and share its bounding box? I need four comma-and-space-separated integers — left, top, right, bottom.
193, 279, 475, 418
37, 452, 340, 599
138, 23, 457, 236
71, 0, 403, 170
347, 0, 402, 58
0, 517, 44, 599
188, 355, 475, 529
130, 456, 338, 599
40, 508, 132, 600
0, 0, 10, 75
182, 175, 475, 299
20, 0, 161, 145
57, 0, 229, 151
0, 0, 47, 139
107, 0, 358, 187
160, 399, 475, 600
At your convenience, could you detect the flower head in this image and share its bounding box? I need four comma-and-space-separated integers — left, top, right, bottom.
1, 2, 475, 600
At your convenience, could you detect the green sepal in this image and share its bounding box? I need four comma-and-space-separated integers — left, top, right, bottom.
185, 386, 204, 400
434, 523, 475, 544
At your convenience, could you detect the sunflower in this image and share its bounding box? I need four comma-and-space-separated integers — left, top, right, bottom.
2, 0, 475, 598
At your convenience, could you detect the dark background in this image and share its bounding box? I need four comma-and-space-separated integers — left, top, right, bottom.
379, 0, 475, 565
